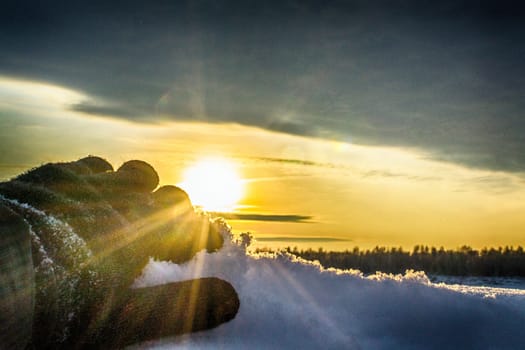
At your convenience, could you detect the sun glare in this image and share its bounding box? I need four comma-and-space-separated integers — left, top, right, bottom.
178, 157, 244, 212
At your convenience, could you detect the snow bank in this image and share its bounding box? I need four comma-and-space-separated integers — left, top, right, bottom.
133, 226, 525, 350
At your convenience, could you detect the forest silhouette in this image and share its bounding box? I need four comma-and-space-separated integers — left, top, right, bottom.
256, 245, 525, 277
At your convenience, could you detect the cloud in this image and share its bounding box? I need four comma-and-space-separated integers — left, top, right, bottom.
2, 1, 525, 172
459, 174, 524, 195
255, 236, 350, 243
254, 157, 321, 167
211, 212, 312, 223
362, 170, 441, 182
70, 100, 146, 119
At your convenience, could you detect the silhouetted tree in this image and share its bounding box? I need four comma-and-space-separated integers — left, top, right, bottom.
256, 245, 525, 277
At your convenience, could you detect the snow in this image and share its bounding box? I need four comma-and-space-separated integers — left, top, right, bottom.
1, 194, 95, 340
132, 226, 525, 350
429, 275, 525, 291
3, 192, 524, 349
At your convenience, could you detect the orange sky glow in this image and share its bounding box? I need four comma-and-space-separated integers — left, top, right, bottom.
1, 77, 525, 251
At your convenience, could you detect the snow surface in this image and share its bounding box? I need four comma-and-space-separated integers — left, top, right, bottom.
429, 275, 525, 291
132, 226, 525, 350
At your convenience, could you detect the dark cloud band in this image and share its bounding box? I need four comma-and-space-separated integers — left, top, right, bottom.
211, 212, 312, 223
2, 0, 525, 172
255, 236, 351, 243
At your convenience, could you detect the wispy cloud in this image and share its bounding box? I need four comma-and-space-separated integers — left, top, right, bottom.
256, 236, 351, 243
211, 212, 312, 223
459, 174, 524, 195
70, 100, 145, 119
250, 156, 443, 183
362, 170, 441, 182
254, 157, 321, 167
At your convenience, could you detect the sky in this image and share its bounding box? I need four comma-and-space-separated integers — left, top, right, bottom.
1, 0, 525, 250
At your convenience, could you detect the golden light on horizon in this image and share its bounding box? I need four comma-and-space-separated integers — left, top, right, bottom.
178, 157, 244, 212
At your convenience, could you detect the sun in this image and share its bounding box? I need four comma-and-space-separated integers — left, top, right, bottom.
178, 157, 244, 212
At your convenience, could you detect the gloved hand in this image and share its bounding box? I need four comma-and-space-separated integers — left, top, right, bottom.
0, 156, 239, 349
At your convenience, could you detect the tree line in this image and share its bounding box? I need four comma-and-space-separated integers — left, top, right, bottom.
256, 245, 525, 276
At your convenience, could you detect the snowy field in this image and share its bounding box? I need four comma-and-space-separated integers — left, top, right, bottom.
428, 275, 525, 291
132, 225, 525, 350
